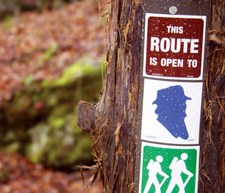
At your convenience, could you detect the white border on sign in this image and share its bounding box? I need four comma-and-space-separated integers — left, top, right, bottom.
141, 79, 203, 145
139, 142, 200, 193
143, 13, 207, 81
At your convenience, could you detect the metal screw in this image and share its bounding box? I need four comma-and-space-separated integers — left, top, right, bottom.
169, 6, 178, 15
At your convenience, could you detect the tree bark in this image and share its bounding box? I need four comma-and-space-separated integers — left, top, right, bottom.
78, 0, 225, 192
199, 1, 225, 193
78, 1, 143, 192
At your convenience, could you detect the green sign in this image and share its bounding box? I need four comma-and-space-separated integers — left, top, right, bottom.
139, 142, 199, 193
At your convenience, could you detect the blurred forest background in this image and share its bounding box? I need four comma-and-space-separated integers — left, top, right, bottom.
0, 0, 108, 192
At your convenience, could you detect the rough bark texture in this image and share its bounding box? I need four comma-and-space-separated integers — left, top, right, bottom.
79, 1, 143, 192
78, 0, 225, 192
92, 1, 143, 192
199, 1, 225, 193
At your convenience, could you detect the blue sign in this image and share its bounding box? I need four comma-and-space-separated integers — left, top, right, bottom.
153, 85, 191, 140
141, 79, 203, 145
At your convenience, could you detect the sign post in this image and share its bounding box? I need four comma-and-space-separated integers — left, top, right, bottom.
136, 1, 210, 193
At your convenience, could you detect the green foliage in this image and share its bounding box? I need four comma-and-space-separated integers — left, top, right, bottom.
24, 75, 34, 86
0, 56, 104, 169
2, 15, 13, 30
42, 57, 102, 88
0, 168, 10, 182
40, 42, 58, 63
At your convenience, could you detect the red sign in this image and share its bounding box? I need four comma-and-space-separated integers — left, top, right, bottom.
144, 14, 206, 79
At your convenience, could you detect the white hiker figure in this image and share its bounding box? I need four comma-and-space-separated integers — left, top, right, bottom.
143, 155, 169, 193
166, 153, 194, 193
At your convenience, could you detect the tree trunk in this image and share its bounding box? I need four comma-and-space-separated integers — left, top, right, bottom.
78, 1, 143, 192
77, 0, 225, 192
199, 1, 225, 192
